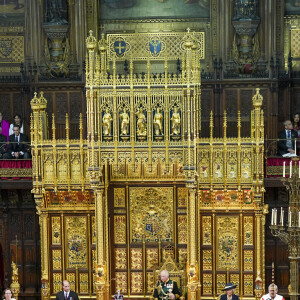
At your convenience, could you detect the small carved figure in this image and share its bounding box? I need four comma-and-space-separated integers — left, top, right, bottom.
119, 108, 129, 135
153, 108, 163, 136
11, 262, 18, 283
102, 109, 112, 136
136, 108, 147, 137
171, 107, 181, 135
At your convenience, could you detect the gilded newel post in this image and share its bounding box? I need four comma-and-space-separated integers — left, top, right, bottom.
182, 28, 200, 300
94, 185, 108, 300
38, 199, 50, 300
187, 186, 199, 300
251, 89, 265, 300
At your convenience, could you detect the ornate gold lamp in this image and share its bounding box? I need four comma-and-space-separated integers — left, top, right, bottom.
270, 156, 300, 300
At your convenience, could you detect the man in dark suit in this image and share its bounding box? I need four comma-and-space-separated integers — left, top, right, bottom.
220, 282, 239, 300
56, 280, 79, 300
3, 125, 31, 159
0, 126, 7, 158
277, 120, 298, 156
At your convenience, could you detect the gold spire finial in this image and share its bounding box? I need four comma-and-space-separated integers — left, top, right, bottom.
86, 30, 97, 50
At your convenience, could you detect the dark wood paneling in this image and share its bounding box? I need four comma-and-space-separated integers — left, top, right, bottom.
0, 190, 40, 300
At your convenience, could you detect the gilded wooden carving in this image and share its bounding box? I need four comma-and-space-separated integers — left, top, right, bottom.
216, 274, 226, 294
244, 250, 253, 271
66, 273, 75, 291
130, 187, 173, 242
52, 250, 62, 270
114, 188, 126, 207
130, 272, 143, 294
65, 216, 88, 268
291, 29, 300, 58
202, 250, 212, 271
130, 248, 143, 270
230, 274, 240, 294
52, 273, 62, 294
202, 274, 212, 295
115, 248, 127, 269
114, 216, 126, 244
178, 215, 187, 244
92, 216, 96, 244
216, 217, 239, 270
177, 187, 187, 207
115, 272, 127, 294
79, 273, 89, 294
29, 26, 266, 300
202, 216, 212, 245
52, 217, 61, 245
146, 248, 158, 269
244, 216, 253, 245
244, 274, 254, 295
106, 32, 205, 61
146, 272, 154, 293
178, 248, 187, 267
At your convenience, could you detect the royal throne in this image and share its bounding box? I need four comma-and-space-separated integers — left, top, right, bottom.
150, 256, 187, 300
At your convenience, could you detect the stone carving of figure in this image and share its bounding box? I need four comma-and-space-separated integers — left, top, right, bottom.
153, 108, 163, 136
171, 107, 181, 135
102, 109, 112, 136
136, 108, 147, 137
119, 108, 129, 135
45, 0, 68, 24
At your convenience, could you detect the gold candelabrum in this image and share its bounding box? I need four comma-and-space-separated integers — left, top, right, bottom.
270, 156, 300, 300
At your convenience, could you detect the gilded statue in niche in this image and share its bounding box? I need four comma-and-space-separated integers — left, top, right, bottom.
119, 108, 129, 136
171, 107, 181, 137
102, 109, 112, 137
153, 108, 163, 138
129, 187, 173, 242
136, 108, 147, 139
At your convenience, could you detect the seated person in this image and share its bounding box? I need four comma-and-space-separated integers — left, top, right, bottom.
9, 114, 24, 136
260, 283, 284, 300
0, 126, 7, 158
221, 282, 239, 300
3, 125, 31, 159
277, 120, 298, 156
153, 270, 181, 300
0, 112, 9, 140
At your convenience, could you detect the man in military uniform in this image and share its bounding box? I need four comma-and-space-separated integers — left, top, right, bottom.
153, 270, 181, 300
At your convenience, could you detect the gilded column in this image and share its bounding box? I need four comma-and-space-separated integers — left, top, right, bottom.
251, 88, 265, 299
36, 195, 50, 300
94, 186, 108, 300
31, 92, 49, 300
187, 186, 198, 300
183, 29, 199, 300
